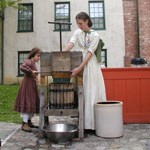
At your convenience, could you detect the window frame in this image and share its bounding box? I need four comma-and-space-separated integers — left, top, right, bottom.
54, 2, 71, 31
89, 0, 106, 30
17, 3, 33, 32
101, 49, 107, 67
17, 51, 30, 77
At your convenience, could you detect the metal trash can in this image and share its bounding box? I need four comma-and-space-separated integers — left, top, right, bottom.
95, 101, 123, 138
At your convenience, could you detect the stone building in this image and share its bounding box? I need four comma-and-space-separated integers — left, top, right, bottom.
1, 0, 125, 84
0, 0, 149, 84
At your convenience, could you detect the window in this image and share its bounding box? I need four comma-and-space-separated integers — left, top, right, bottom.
89, 1, 105, 30
18, 3, 33, 32
101, 49, 107, 67
18, 51, 30, 76
55, 2, 70, 31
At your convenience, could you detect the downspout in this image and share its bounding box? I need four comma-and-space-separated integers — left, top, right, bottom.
130, 0, 147, 66
136, 0, 140, 57
1, 9, 4, 84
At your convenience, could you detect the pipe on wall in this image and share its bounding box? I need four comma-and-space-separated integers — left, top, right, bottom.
0, 9, 4, 84
130, 0, 147, 66
136, 0, 140, 57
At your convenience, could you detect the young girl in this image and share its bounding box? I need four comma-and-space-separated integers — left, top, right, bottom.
14, 47, 41, 132
64, 12, 107, 130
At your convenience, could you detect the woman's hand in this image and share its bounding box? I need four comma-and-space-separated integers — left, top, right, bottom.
70, 67, 82, 77
70, 52, 92, 77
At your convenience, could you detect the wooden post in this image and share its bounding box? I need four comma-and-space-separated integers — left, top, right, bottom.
41, 76, 46, 86
77, 76, 84, 139
39, 75, 46, 130
39, 85, 46, 130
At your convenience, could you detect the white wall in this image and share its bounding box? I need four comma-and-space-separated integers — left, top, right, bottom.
104, 0, 125, 67
3, 0, 125, 84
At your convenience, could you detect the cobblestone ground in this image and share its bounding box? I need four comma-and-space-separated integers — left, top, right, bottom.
1, 123, 150, 150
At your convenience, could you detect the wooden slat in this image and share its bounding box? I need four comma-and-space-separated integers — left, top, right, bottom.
76, 76, 83, 85
41, 76, 46, 86
49, 83, 74, 107
39, 86, 47, 129
78, 85, 84, 139
51, 52, 71, 71
40, 52, 52, 75
51, 51, 70, 61
52, 62, 71, 71
126, 80, 141, 113
44, 109, 78, 116
141, 79, 150, 112
71, 51, 82, 70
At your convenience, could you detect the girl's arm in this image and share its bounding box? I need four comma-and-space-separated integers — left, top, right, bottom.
21, 60, 32, 74
21, 61, 38, 77
71, 51, 92, 77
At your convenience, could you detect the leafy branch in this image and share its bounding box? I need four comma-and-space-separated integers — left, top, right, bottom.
0, 0, 22, 15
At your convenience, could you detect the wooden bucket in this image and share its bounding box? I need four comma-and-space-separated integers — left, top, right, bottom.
49, 83, 74, 109
51, 71, 71, 83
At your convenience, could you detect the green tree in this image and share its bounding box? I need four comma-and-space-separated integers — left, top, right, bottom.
0, 0, 21, 12
0, 0, 22, 84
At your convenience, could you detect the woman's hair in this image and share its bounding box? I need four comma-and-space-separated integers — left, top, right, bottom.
76, 12, 92, 27
28, 47, 41, 59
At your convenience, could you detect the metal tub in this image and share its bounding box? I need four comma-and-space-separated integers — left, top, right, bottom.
43, 123, 78, 142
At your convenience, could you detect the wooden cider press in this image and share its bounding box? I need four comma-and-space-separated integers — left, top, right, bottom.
39, 22, 84, 139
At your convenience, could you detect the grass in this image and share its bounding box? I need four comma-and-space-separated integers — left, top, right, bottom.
0, 84, 22, 124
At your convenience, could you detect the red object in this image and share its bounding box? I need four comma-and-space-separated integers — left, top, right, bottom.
102, 67, 150, 123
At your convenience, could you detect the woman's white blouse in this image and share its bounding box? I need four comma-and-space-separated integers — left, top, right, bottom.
70, 29, 100, 54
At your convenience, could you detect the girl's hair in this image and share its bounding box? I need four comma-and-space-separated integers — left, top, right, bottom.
75, 12, 92, 27
28, 47, 41, 59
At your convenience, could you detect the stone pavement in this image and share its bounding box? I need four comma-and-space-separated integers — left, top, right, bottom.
0, 122, 20, 146
1, 117, 150, 150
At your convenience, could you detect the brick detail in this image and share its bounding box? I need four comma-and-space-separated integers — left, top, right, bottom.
123, 0, 150, 66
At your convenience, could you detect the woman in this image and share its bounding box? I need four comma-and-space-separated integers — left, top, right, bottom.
14, 47, 41, 132
64, 12, 107, 130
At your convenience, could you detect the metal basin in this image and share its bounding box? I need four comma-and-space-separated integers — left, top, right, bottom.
43, 123, 78, 142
